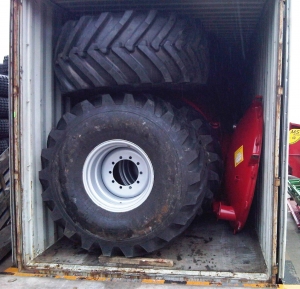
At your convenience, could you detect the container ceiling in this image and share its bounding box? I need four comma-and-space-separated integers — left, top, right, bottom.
51, 0, 268, 47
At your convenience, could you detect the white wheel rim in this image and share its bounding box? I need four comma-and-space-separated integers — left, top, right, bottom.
82, 140, 154, 212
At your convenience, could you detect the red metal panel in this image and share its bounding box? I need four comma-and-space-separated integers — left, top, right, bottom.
213, 96, 263, 233
289, 123, 300, 178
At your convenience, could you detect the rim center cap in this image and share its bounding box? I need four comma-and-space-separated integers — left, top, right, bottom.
102, 148, 148, 198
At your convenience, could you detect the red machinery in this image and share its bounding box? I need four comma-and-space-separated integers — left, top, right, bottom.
287, 123, 300, 228
213, 96, 264, 233
289, 123, 300, 178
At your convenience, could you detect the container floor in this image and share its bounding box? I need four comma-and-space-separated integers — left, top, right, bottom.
34, 214, 267, 273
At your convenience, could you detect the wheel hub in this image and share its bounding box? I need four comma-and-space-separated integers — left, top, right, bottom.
82, 140, 154, 212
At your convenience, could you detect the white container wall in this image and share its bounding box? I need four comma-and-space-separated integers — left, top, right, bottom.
249, 0, 282, 278
11, 0, 63, 264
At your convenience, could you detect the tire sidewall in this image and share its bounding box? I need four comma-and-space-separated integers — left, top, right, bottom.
49, 103, 189, 244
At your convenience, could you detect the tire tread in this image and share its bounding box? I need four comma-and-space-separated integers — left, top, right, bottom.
55, 11, 209, 94
40, 93, 212, 257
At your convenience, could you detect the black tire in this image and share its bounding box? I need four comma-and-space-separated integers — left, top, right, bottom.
54, 10, 209, 94
40, 93, 210, 257
0, 56, 8, 75
0, 139, 9, 155
0, 75, 8, 97
179, 106, 223, 212
0, 120, 9, 138
0, 98, 8, 118
0, 65, 5, 75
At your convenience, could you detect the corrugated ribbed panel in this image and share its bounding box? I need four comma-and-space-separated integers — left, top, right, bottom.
51, 0, 267, 46
20, 0, 63, 262
248, 0, 281, 277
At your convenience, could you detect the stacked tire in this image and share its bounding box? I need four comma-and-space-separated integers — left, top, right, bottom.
54, 10, 209, 94
0, 67, 9, 155
40, 10, 222, 257
0, 56, 8, 76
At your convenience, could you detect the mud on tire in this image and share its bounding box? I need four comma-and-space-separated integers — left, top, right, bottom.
40, 93, 211, 257
179, 106, 223, 212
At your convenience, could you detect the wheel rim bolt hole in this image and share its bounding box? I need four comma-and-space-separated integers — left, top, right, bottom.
112, 159, 139, 186
137, 162, 140, 165
119, 186, 122, 189
129, 156, 132, 159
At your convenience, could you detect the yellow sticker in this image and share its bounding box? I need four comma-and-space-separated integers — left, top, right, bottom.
234, 145, 244, 167
289, 129, 300, 144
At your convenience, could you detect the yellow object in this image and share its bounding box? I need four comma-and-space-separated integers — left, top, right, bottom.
289, 129, 300, 144
235, 145, 244, 167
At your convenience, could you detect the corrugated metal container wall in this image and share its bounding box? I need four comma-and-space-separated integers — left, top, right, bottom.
11, 0, 63, 265
248, 0, 282, 278
10, 0, 287, 284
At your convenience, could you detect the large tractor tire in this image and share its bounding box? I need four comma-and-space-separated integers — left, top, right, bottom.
40, 93, 215, 257
179, 106, 223, 212
54, 10, 209, 94
0, 56, 8, 76
0, 97, 8, 118
0, 120, 9, 139
0, 75, 8, 97
0, 139, 9, 155
0, 76, 9, 155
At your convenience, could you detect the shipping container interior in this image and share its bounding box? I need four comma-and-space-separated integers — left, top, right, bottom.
14, 0, 285, 283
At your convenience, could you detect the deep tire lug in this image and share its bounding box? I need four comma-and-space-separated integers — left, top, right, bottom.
54, 11, 209, 94
161, 111, 174, 126
71, 100, 95, 115
39, 94, 221, 258
140, 238, 167, 253
143, 99, 155, 114
100, 244, 113, 257
64, 222, 77, 239
81, 237, 95, 251
47, 130, 64, 147
102, 94, 115, 105
57, 112, 76, 129
191, 118, 203, 130
123, 94, 135, 106
41, 187, 52, 202
50, 207, 63, 222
